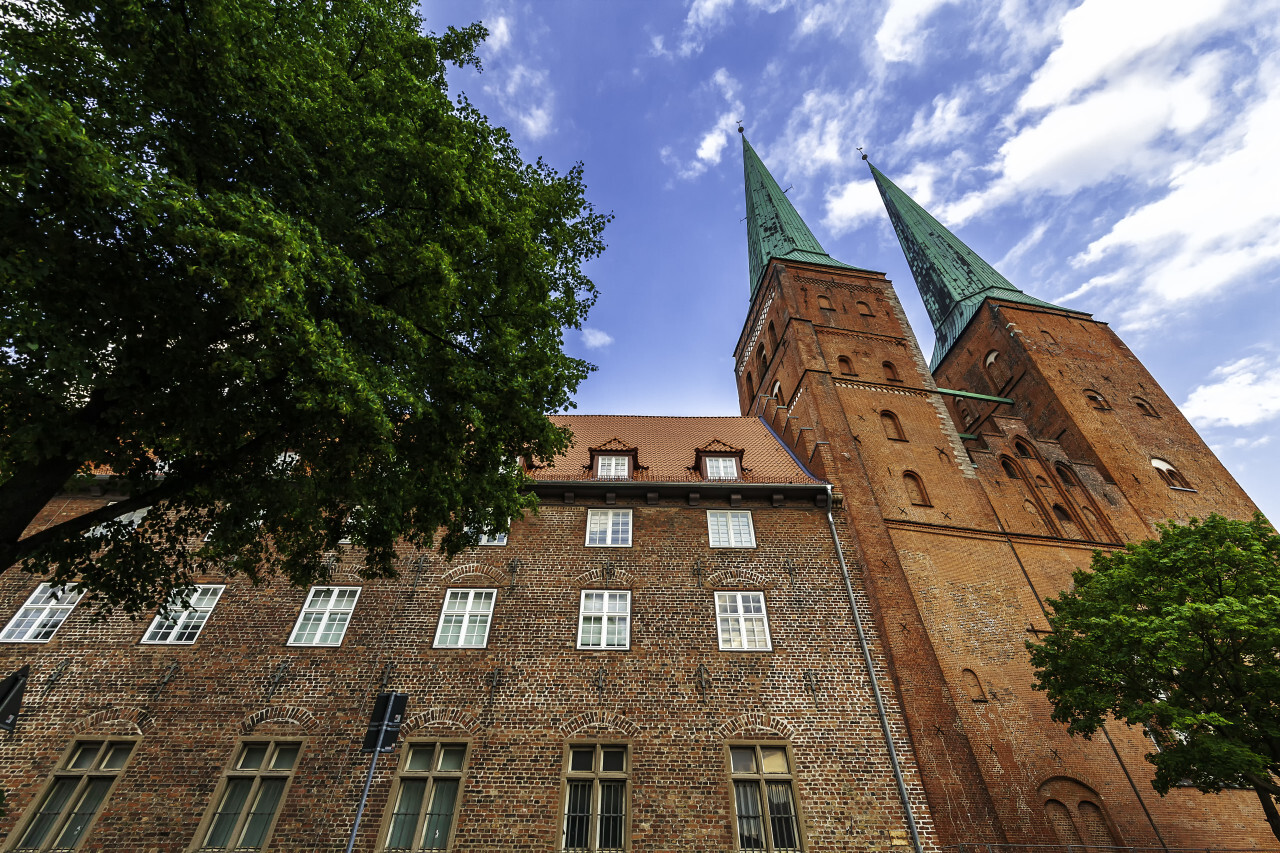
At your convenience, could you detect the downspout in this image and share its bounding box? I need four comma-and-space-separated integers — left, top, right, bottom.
825, 484, 925, 853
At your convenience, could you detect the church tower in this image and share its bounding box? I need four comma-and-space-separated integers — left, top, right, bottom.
734, 133, 1274, 850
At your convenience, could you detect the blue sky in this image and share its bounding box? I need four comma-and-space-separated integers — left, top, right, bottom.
420, 0, 1280, 523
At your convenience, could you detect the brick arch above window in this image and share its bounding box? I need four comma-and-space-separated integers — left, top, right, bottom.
880, 410, 906, 441
903, 471, 931, 506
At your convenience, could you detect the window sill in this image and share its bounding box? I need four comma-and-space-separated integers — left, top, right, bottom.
1170, 486, 1198, 493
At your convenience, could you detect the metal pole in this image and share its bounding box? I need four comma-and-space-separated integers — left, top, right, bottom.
345, 696, 395, 853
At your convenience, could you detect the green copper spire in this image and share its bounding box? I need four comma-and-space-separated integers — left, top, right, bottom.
742, 133, 867, 296
868, 161, 1080, 370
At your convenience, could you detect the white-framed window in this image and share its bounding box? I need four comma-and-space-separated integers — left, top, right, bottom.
287, 586, 360, 646
585, 509, 632, 547
707, 510, 756, 548
433, 589, 496, 648
596, 455, 629, 479
476, 531, 508, 546
577, 591, 631, 650
704, 456, 739, 480
715, 592, 772, 651
142, 584, 225, 644
1, 583, 85, 643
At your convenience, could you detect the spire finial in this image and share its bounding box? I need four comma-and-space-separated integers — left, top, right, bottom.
737, 120, 744, 134
857, 146, 868, 161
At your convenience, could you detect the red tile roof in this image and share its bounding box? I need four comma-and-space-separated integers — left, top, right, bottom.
536, 415, 824, 485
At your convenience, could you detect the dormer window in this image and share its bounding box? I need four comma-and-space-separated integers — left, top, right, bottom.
705, 457, 739, 480
597, 455, 629, 479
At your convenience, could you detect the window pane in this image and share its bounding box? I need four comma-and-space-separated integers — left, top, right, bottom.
598, 780, 626, 850
730, 747, 757, 773
734, 780, 766, 850
68, 743, 101, 770
462, 612, 490, 646
203, 778, 253, 849
420, 778, 459, 849
101, 743, 133, 770
407, 745, 435, 772
564, 780, 593, 849
580, 616, 603, 647
766, 781, 801, 851
237, 777, 285, 849
761, 747, 789, 774
438, 746, 465, 772
52, 776, 113, 849
570, 748, 594, 772
708, 512, 730, 547
16, 777, 79, 849
238, 744, 268, 770
604, 615, 626, 648
436, 614, 463, 647
386, 779, 426, 850
271, 744, 299, 771
601, 748, 625, 772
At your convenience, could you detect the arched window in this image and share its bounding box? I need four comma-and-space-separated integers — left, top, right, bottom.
1014, 440, 1034, 459
837, 356, 853, 375
1077, 801, 1118, 847
745, 372, 754, 400
1041, 330, 1057, 345
961, 668, 987, 703
856, 300, 874, 316
1152, 458, 1192, 489
984, 350, 1000, 368
1133, 396, 1159, 417
817, 294, 833, 311
771, 380, 783, 403
1001, 458, 1021, 479
1044, 801, 1084, 846
767, 321, 779, 352
881, 411, 906, 441
1052, 505, 1072, 523
1083, 389, 1110, 410
1035, 475, 1049, 487
903, 472, 930, 506
1055, 463, 1076, 487
755, 342, 767, 375
1081, 506, 1101, 536
882, 361, 901, 382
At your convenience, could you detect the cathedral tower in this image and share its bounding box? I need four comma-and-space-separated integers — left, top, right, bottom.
735, 133, 1274, 849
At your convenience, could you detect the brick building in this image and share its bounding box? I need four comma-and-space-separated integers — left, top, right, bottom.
0, 134, 1273, 852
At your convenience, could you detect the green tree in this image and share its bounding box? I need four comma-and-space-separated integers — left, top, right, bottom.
1028, 513, 1280, 842
0, 0, 608, 613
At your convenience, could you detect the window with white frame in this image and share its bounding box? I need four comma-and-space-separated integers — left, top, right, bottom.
142, 584, 225, 644
596, 455, 629, 479
715, 592, 772, 650
704, 456, 739, 480
585, 509, 632, 547
577, 591, 631, 649
433, 589, 496, 648
287, 586, 360, 646
1, 583, 85, 643
707, 510, 756, 548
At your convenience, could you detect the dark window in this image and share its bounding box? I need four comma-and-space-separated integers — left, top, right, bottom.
1152, 459, 1192, 490
1084, 389, 1110, 410
12, 741, 135, 852
882, 361, 900, 382
563, 744, 628, 852
756, 343, 767, 376
1133, 396, 1159, 417
1001, 459, 1020, 479
767, 321, 779, 351
728, 744, 804, 852
383, 743, 468, 851
837, 356, 853, 375
198, 740, 300, 851
1014, 440, 1034, 459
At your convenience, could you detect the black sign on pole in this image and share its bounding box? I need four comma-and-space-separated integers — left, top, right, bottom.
0, 665, 31, 732
361, 692, 408, 753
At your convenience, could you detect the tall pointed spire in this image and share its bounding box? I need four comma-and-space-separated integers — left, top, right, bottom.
867, 161, 1081, 370
742, 132, 867, 296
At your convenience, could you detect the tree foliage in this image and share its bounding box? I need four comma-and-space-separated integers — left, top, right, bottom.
0, 0, 609, 613
1028, 513, 1280, 841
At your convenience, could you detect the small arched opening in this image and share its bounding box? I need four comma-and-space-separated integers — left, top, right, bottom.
903, 472, 931, 506
1152, 458, 1192, 489
882, 361, 901, 382
880, 411, 906, 442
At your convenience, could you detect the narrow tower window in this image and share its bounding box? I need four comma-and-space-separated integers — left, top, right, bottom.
1014, 440, 1034, 459
903, 472, 930, 506
856, 301, 874, 316
880, 411, 906, 442
961, 668, 987, 703
755, 343, 767, 376
767, 321, 779, 351
1151, 459, 1192, 490
1083, 389, 1110, 410
1000, 458, 1020, 479
745, 372, 755, 401
882, 361, 901, 382
1055, 464, 1076, 487
816, 295, 833, 311
837, 356, 853, 375
1132, 396, 1159, 417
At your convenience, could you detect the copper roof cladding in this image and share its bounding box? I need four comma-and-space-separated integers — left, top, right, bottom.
536, 415, 825, 486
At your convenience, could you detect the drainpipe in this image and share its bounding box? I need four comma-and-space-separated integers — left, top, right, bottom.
825, 484, 925, 853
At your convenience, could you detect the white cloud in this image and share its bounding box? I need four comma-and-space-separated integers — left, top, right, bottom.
1183, 354, 1280, 429
678, 0, 737, 56
1072, 60, 1280, 322
485, 64, 555, 139
941, 54, 1226, 224
485, 16, 512, 54
1017, 0, 1230, 113
767, 88, 854, 177
895, 91, 974, 151
661, 68, 744, 179
875, 0, 960, 64
582, 328, 615, 349
823, 178, 881, 235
